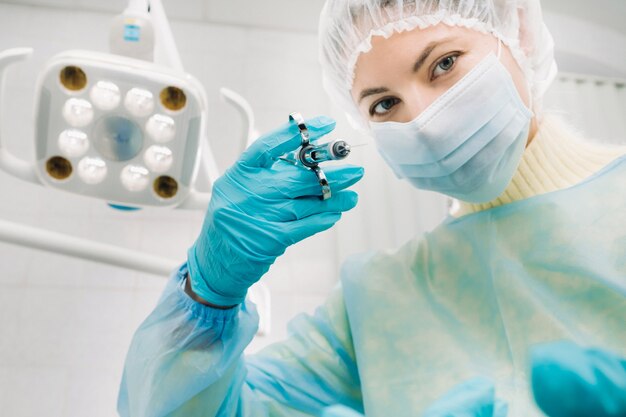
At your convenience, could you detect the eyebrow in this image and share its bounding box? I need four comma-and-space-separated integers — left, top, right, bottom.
358, 87, 390, 103
357, 38, 452, 104
413, 41, 440, 73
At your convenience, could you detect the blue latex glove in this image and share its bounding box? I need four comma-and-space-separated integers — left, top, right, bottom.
188, 115, 364, 306
531, 341, 626, 417
423, 377, 508, 417
321, 377, 507, 417
322, 405, 365, 417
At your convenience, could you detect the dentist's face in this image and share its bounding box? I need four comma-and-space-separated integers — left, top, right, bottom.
351, 24, 533, 130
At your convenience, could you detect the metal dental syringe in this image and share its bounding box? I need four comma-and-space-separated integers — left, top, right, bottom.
281, 112, 353, 200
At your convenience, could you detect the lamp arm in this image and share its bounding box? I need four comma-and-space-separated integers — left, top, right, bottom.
125, 0, 150, 14
149, 0, 184, 72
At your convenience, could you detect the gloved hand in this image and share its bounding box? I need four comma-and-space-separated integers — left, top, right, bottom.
187, 115, 364, 306
321, 377, 507, 417
531, 341, 626, 417
322, 405, 364, 417
423, 377, 508, 417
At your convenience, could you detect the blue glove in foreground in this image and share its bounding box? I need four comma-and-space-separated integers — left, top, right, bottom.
321, 377, 507, 417
188, 115, 364, 306
531, 341, 626, 417
423, 377, 508, 417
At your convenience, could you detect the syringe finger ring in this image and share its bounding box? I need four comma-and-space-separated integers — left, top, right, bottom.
289, 112, 310, 145
312, 166, 332, 201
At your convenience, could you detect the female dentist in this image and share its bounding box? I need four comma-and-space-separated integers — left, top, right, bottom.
118, 1, 626, 416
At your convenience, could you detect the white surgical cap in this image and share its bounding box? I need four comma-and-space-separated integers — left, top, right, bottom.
318, 0, 558, 129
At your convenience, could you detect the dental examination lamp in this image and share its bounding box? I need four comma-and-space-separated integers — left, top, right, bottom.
0, 0, 254, 210
0, 0, 271, 334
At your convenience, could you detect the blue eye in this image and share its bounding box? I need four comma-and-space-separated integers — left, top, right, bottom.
371, 97, 400, 116
432, 54, 458, 79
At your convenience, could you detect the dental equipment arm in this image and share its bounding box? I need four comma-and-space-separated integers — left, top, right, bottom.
126, 0, 149, 13
149, 0, 184, 72
0, 218, 178, 276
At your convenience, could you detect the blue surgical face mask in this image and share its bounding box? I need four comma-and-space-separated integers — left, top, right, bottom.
370, 50, 533, 203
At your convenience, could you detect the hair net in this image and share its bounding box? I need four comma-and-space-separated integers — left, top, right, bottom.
318, 0, 558, 129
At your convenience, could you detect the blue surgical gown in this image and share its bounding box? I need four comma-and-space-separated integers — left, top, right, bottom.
118, 157, 626, 417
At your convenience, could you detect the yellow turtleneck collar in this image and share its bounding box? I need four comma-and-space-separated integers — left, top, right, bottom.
451, 114, 626, 217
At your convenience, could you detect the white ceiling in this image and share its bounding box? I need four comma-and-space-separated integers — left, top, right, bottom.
0, 0, 624, 77
0, 0, 623, 34
0, 0, 327, 32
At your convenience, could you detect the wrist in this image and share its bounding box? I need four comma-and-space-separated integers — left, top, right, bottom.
184, 273, 237, 310
186, 245, 248, 306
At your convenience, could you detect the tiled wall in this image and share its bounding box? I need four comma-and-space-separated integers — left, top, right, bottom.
0, 3, 447, 416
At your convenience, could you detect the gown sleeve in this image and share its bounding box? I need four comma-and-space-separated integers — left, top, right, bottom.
117, 264, 363, 417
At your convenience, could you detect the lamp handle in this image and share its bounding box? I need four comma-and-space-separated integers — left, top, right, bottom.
0, 48, 41, 185
219, 87, 259, 151
178, 89, 259, 210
